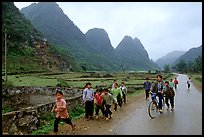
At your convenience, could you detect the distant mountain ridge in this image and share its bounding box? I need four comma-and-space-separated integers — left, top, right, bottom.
115, 36, 159, 71
173, 45, 202, 65
155, 50, 186, 69
20, 2, 159, 71
85, 28, 115, 54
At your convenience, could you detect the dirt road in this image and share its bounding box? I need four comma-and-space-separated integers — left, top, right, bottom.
48, 91, 145, 135
48, 74, 202, 135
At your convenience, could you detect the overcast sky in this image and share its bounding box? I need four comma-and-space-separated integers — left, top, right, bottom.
14, 2, 202, 61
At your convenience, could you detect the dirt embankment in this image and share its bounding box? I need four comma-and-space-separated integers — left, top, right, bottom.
48, 92, 146, 135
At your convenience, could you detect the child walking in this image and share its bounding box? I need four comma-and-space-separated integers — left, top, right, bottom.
120, 82, 127, 104
94, 88, 105, 119
111, 82, 123, 111
82, 82, 94, 120
102, 88, 116, 120
52, 90, 75, 133
164, 81, 175, 111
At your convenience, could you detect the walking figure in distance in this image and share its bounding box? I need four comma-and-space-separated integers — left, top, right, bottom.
52, 90, 75, 133
173, 78, 179, 90
143, 78, 151, 100
187, 77, 192, 89
83, 82, 94, 120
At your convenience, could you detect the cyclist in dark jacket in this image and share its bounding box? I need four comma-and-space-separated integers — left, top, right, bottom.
150, 74, 165, 113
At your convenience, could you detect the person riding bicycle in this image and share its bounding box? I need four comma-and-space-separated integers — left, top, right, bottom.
150, 74, 165, 113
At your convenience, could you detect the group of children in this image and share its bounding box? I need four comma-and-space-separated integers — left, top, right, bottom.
51, 80, 127, 134
82, 80, 128, 121
51, 75, 191, 133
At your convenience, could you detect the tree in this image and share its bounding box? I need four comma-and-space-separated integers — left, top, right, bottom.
194, 56, 202, 72
174, 59, 187, 73
163, 64, 170, 73
81, 63, 87, 72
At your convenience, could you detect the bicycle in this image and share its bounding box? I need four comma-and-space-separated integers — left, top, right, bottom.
148, 91, 165, 119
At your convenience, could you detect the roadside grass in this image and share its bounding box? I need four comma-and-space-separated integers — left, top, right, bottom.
2, 107, 13, 114
31, 105, 85, 135
7, 75, 58, 87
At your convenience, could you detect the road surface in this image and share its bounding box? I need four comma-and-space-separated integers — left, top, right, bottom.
48, 74, 202, 135
111, 74, 202, 135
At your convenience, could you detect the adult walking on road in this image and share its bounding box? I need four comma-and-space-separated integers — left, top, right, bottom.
150, 74, 165, 113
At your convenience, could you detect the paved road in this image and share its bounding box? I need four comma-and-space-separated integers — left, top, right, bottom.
111, 74, 202, 135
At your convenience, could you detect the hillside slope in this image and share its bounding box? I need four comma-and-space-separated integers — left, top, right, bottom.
155, 50, 186, 69
2, 2, 75, 74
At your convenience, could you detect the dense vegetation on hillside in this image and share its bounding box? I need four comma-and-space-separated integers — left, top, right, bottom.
2, 2, 76, 75
171, 45, 202, 73
173, 45, 202, 66
20, 2, 160, 71
115, 36, 159, 71
172, 55, 202, 73
155, 50, 186, 70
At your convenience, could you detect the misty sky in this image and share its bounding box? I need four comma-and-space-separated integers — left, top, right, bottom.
14, 2, 202, 61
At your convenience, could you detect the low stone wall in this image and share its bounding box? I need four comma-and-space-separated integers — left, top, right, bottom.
2, 86, 82, 96
2, 86, 83, 110
2, 95, 83, 135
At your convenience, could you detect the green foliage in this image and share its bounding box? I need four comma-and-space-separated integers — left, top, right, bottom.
68, 105, 85, 120
2, 80, 14, 88
2, 2, 76, 74
173, 56, 202, 73
2, 106, 13, 114
31, 113, 55, 135
48, 44, 76, 70
163, 64, 171, 73
174, 59, 187, 73
20, 2, 159, 71
56, 78, 70, 87
31, 105, 85, 135
81, 64, 87, 72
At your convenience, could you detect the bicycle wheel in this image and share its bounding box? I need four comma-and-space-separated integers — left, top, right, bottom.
148, 100, 158, 119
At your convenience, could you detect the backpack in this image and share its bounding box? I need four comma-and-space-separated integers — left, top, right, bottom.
169, 88, 174, 97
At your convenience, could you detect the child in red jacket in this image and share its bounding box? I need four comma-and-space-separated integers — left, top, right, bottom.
94, 89, 105, 119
